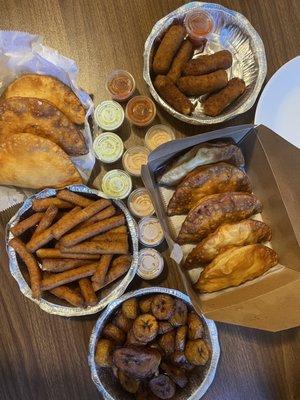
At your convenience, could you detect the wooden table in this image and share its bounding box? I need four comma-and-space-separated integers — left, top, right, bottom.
0, 1, 299, 399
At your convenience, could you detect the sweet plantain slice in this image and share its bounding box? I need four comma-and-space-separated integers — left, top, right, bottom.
151, 294, 175, 320
187, 311, 204, 340
133, 314, 159, 343
122, 298, 138, 320
95, 339, 115, 367
139, 296, 154, 313
158, 330, 175, 356
169, 299, 188, 327
160, 362, 188, 388
175, 325, 187, 352
149, 374, 176, 399
102, 323, 126, 344
118, 370, 140, 394
126, 328, 147, 347
171, 351, 194, 371
185, 339, 211, 366
113, 310, 133, 333
158, 321, 174, 335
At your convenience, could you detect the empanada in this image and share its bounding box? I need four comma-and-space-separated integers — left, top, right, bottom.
195, 244, 278, 293
2, 74, 85, 124
0, 133, 82, 189
167, 162, 251, 215
184, 219, 272, 269
177, 192, 262, 244
158, 142, 244, 186
0, 97, 87, 156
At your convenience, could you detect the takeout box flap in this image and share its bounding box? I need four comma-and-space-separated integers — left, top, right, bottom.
142, 124, 300, 331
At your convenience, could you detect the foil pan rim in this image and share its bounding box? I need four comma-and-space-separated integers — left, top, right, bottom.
88, 286, 220, 400
143, 1, 267, 125
5, 184, 139, 317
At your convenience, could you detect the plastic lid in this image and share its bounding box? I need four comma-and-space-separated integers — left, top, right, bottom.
138, 216, 164, 247
106, 69, 135, 101
138, 248, 164, 280
128, 188, 155, 218
184, 10, 213, 39
125, 95, 156, 127
94, 100, 125, 131
122, 146, 150, 177
93, 132, 124, 163
145, 124, 175, 151
101, 169, 132, 199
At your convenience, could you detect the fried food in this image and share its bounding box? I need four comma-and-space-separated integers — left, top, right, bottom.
178, 70, 228, 96
41, 258, 91, 272
0, 133, 82, 189
78, 277, 98, 306
91, 255, 113, 287
169, 299, 188, 327
175, 325, 187, 352
177, 192, 262, 244
149, 374, 176, 399
195, 244, 278, 293
158, 330, 175, 356
160, 362, 188, 389
0, 97, 87, 155
9, 237, 42, 299
95, 338, 115, 367
50, 285, 84, 307
167, 39, 194, 82
184, 219, 272, 269
122, 298, 138, 320
2, 74, 85, 124
185, 339, 211, 366
80, 206, 116, 228
159, 141, 244, 186
139, 296, 154, 314
151, 294, 175, 320
133, 314, 158, 343
36, 248, 100, 259
203, 77, 246, 117
57, 189, 94, 207
152, 25, 186, 75
113, 311, 133, 333
32, 205, 58, 238
171, 351, 194, 371
10, 212, 43, 236
167, 162, 251, 216
92, 255, 131, 291
118, 370, 140, 394
154, 75, 194, 115
103, 323, 126, 344
183, 50, 232, 76
126, 328, 147, 346
187, 312, 203, 340
32, 198, 73, 211
26, 226, 54, 252
113, 347, 161, 379
59, 240, 128, 255
158, 321, 173, 335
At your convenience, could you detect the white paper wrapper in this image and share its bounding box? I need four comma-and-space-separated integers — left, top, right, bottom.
0, 30, 95, 211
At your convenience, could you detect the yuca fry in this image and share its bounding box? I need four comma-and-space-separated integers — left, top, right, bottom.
41, 263, 98, 290
59, 214, 125, 247
32, 205, 58, 239
91, 255, 113, 286
91, 225, 127, 240
57, 189, 94, 207
80, 205, 116, 228
167, 39, 194, 83
26, 227, 53, 253
10, 212, 44, 236
52, 199, 111, 239
36, 248, 100, 259
9, 237, 42, 298
177, 70, 228, 96
50, 285, 84, 307
32, 197, 73, 211
59, 239, 129, 255
41, 258, 91, 272
93, 255, 132, 291
91, 232, 127, 243
78, 278, 98, 306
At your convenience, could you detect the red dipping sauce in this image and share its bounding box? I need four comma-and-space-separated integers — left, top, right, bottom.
125, 95, 156, 127
184, 10, 213, 45
106, 69, 135, 101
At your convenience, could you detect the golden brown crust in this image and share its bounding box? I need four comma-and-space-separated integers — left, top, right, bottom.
184, 219, 272, 269
167, 39, 194, 83
195, 244, 278, 293
177, 192, 262, 244
2, 74, 85, 124
177, 70, 228, 96
183, 50, 232, 76
167, 162, 251, 215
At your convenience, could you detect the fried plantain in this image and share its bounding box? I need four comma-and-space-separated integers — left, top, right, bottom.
158, 330, 175, 356
175, 325, 187, 352
160, 362, 188, 388
133, 314, 159, 343
151, 294, 175, 320
95, 339, 115, 367
122, 298, 138, 320
169, 299, 188, 327
126, 328, 147, 347
187, 311, 204, 340
139, 296, 154, 313
149, 374, 176, 399
185, 339, 211, 366
158, 321, 174, 335
102, 323, 126, 344
118, 370, 140, 394
113, 310, 133, 333
171, 351, 194, 371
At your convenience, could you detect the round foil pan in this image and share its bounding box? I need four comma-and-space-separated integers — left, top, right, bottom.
143, 1, 267, 125
6, 184, 139, 317
89, 287, 220, 400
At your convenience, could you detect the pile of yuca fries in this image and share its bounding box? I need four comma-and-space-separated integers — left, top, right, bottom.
9, 189, 132, 307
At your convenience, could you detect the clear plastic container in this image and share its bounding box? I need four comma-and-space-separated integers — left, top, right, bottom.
125, 95, 156, 127
106, 69, 135, 101
138, 216, 164, 247
127, 188, 155, 218
94, 100, 124, 131
101, 169, 132, 199
93, 132, 124, 163
138, 248, 164, 280
184, 10, 214, 44
145, 124, 175, 151
122, 146, 150, 177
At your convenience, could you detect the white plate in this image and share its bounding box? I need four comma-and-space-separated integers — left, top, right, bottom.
255, 56, 300, 148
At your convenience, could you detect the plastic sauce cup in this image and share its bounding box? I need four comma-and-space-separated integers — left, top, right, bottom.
122, 146, 150, 177
125, 95, 156, 127
184, 10, 214, 44
127, 188, 155, 218
138, 216, 164, 247
106, 69, 135, 101
94, 100, 125, 131
101, 169, 132, 199
93, 132, 124, 163
138, 248, 164, 280
145, 124, 175, 151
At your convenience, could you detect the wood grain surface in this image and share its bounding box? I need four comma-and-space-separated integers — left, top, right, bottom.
0, 1, 299, 399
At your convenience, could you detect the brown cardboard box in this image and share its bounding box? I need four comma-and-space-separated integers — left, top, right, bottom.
141, 124, 300, 332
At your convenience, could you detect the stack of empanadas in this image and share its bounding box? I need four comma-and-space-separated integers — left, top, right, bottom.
0, 74, 87, 189
159, 141, 278, 293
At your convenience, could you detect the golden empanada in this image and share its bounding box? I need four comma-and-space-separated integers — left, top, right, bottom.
2, 74, 85, 124
0, 133, 82, 189
167, 162, 251, 216
195, 244, 278, 293
0, 97, 87, 156
177, 192, 262, 244
183, 219, 272, 269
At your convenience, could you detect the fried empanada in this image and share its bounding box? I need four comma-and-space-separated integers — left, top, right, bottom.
0, 97, 87, 156
158, 142, 244, 186
167, 162, 251, 215
184, 219, 272, 269
0, 133, 82, 189
2, 74, 85, 124
195, 244, 278, 293
177, 192, 262, 244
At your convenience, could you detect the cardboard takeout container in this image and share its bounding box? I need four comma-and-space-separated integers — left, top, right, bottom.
142, 124, 300, 332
